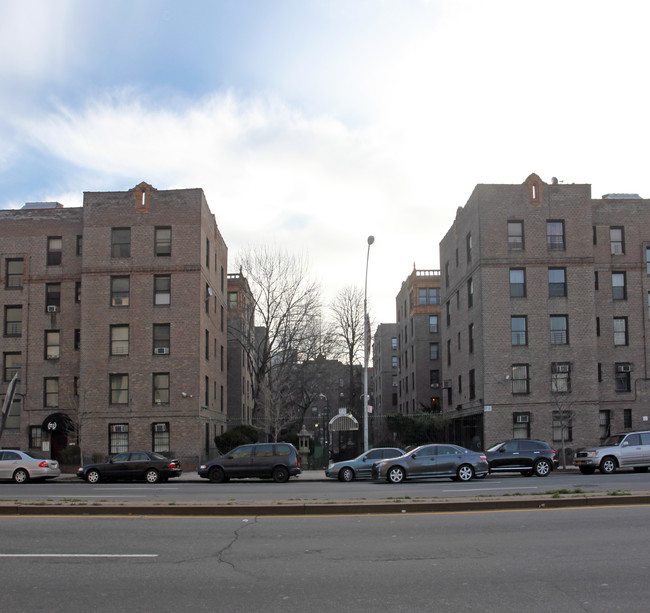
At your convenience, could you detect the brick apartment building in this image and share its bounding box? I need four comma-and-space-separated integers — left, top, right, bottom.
440, 173, 650, 456
0, 182, 228, 468
372, 322, 398, 441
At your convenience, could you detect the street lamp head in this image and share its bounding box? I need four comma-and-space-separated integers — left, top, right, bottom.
367, 235, 375, 246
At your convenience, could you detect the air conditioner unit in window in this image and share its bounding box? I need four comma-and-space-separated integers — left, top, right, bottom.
113, 297, 124, 306
443, 379, 452, 389
555, 364, 570, 373
47, 305, 58, 313
618, 364, 632, 373
516, 414, 530, 423
46, 354, 59, 360
154, 423, 167, 432
154, 347, 170, 355
112, 424, 127, 433
430, 383, 440, 388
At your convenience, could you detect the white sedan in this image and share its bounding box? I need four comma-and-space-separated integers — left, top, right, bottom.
0, 450, 61, 483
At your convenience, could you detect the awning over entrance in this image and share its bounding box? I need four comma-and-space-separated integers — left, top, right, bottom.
42, 412, 75, 433
329, 413, 359, 432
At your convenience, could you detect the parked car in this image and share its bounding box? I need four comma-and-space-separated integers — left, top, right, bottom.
0, 450, 61, 483
77, 452, 182, 483
574, 431, 650, 474
198, 442, 301, 483
485, 439, 557, 477
326, 448, 405, 481
372, 444, 489, 483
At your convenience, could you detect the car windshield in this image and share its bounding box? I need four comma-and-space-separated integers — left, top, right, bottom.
486, 443, 504, 452
602, 434, 626, 446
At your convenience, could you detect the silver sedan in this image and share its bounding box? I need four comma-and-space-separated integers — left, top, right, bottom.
0, 450, 61, 483
372, 444, 489, 483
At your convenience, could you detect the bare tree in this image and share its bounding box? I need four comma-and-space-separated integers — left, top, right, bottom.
329, 285, 365, 413
234, 245, 323, 441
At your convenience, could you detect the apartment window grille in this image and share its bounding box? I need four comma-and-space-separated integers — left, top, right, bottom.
615, 363, 631, 392
513, 413, 531, 439
4, 306, 22, 336
29, 426, 42, 449
552, 411, 573, 442
551, 362, 571, 393
152, 423, 170, 453
109, 424, 129, 454
3, 352, 21, 381
511, 364, 529, 394
550, 315, 568, 345
511, 316, 527, 346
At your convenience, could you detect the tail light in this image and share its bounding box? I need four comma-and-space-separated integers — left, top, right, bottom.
38, 461, 49, 468
167, 460, 179, 468
479, 455, 487, 461
551, 449, 557, 457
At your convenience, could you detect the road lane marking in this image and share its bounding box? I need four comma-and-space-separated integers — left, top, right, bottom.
0, 554, 158, 558
443, 486, 540, 492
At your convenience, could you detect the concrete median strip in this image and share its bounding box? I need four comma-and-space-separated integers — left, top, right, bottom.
1, 492, 649, 516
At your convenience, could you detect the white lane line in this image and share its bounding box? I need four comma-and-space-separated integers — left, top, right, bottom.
443, 486, 540, 492
45, 495, 147, 498
0, 554, 158, 558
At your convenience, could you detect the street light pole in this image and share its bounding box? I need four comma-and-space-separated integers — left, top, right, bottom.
363, 235, 374, 452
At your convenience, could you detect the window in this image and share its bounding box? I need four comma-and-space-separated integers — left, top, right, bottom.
599, 410, 611, 440
154, 227, 171, 256
430, 370, 440, 387
469, 369, 475, 399
550, 315, 568, 345
45, 330, 60, 359
418, 288, 440, 305
467, 278, 473, 308
446, 339, 451, 366
74, 329, 80, 350
153, 324, 170, 354
111, 276, 130, 307
5, 259, 24, 288
552, 411, 573, 443
392, 375, 398, 388
391, 337, 398, 350
228, 291, 238, 310
508, 221, 524, 250
110, 374, 129, 404
614, 317, 628, 346
547, 220, 565, 250
615, 363, 631, 392
111, 228, 131, 258
429, 316, 438, 333
109, 424, 129, 454
154, 275, 170, 306
612, 272, 626, 300
511, 316, 527, 346
513, 413, 530, 438
110, 325, 129, 356
29, 426, 42, 449
3, 352, 21, 381
47, 236, 62, 265
46, 283, 61, 310
466, 233, 472, 263
445, 262, 449, 288
44, 377, 59, 407
205, 329, 210, 360
548, 268, 566, 297
610, 227, 624, 255
4, 306, 22, 336
392, 356, 398, 369
624, 409, 633, 429
511, 364, 529, 394
468, 323, 474, 354
76, 235, 83, 256
551, 362, 571, 393
75, 281, 81, 303
153, 373, 170, 405
445, 301, 450, 326
647, 248, 650, 274
152, 423, 170, 453
509, 269, 526, 297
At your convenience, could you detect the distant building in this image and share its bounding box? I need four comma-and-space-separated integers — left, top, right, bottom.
0, 183, 228, 468
439, 173, 650, 457
372, 323, 398, 443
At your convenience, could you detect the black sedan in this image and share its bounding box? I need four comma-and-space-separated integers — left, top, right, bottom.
77, 452, 182, 483
485, 439, 557, 477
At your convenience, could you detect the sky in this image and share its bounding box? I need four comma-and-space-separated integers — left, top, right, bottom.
2, 0, 650, 325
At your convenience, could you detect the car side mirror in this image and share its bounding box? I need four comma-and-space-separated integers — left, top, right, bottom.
411, 453, 417, 459
499, 448, 506, 453
622, 442, 629, 447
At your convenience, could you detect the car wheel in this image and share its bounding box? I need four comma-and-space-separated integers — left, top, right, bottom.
145, 469, 160, 484
633, 467, 649, 473
86, 469, 101, 484
579, 466, 596, 475
534, 459, 552, 477
340, 467, 355, 482
13, 468, 29, 484
272, 466, 289, 483
387, 466, 405, 483
600, 457, 617, 474
209, 467, 226, 483
522, 471, 534, 477
457, 464, 474, 482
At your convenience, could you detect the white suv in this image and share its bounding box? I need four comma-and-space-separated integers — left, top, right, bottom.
573, 431, 650, 474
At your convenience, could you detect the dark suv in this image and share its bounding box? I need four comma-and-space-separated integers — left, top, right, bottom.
485, 439, 557, 477
198, 443, 301, 483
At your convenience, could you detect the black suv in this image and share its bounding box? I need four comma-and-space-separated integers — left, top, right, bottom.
485, 439, 557, 477
198, 443, 301, 483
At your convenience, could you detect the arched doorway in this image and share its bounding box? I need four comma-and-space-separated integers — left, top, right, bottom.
328, 413, 359, 462
42, 413, 75, 463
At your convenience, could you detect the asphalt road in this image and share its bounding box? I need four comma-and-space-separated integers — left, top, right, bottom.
1, 505, 649, 612
1, 469, 649, 504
